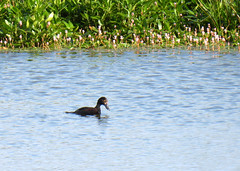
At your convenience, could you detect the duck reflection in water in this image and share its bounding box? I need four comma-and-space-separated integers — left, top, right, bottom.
66, 97, 110, 119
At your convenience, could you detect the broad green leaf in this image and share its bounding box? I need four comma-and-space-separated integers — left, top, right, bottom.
63, 21, 74, 30
26, 20, 29, 28
98, 20, 102, 26
31, 16, 35, 21
158, 20, 162, 30
5, 20, 11, 27
46, 12, 54, 22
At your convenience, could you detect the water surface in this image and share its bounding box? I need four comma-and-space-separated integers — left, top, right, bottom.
0, 49, 240, 170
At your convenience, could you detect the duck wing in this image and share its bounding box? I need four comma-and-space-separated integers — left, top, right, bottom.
74, 107, 99, 116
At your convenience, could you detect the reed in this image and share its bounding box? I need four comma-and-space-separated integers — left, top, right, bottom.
0, 0, 239, 50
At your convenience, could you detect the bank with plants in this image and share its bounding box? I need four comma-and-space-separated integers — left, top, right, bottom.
0, 0, 239, 50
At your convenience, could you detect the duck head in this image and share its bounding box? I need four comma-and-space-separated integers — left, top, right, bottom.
98, 97, 110, 110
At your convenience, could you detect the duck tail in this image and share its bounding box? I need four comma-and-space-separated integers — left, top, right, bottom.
65, 111, 75, 113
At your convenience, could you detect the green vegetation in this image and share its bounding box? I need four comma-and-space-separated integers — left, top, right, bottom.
0, 0, 239, 50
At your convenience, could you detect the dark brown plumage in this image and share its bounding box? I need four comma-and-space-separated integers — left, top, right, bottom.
66, 97, 110, 118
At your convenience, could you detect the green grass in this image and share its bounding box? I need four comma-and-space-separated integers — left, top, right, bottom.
0, 0, 239, 50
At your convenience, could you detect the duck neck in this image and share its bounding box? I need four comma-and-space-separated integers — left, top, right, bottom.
95, 103, 101, 118
95, 104, 101, 113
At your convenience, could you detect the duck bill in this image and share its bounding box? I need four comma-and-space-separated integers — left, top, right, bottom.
104, 103, 110, 110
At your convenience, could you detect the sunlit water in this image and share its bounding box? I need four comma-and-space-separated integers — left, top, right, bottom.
0, 49, 240, 170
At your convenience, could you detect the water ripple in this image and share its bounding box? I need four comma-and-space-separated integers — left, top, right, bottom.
0, 50, 240, 170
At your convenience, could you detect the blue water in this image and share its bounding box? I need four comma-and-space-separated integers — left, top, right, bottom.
0, 49, 240, 170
